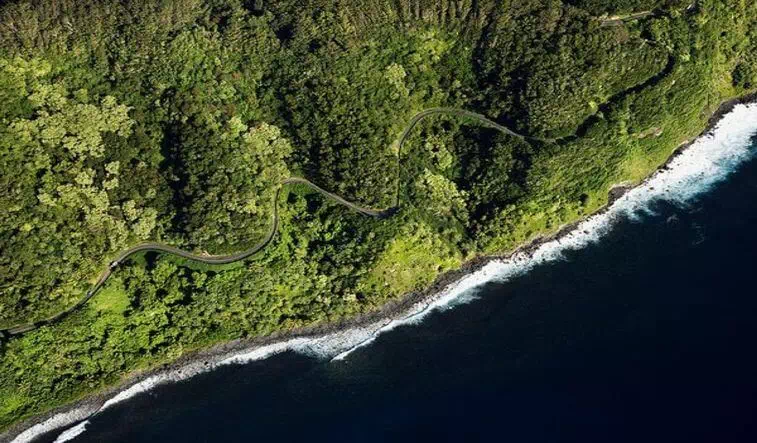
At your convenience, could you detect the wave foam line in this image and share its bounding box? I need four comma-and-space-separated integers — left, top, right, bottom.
334, 103, 757, 360
52, 420, 89, 443
10, 407, 97, 443
17, 103, 757, 443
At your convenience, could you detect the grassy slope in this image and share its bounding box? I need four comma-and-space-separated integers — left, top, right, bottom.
1, 0, 757, 432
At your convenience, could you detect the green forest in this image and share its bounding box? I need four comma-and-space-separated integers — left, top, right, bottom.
1, 0, 756, 432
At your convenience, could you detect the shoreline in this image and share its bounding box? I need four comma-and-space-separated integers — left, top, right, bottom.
0, 107, 535, 337
3, 91, 757, 443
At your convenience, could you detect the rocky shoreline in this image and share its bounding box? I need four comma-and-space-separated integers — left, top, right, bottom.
3, 91, 757, 443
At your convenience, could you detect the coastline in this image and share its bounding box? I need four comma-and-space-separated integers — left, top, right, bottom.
3, 92, 757, 443
0, 107, 537, 339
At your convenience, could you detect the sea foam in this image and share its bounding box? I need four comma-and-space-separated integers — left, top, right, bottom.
13, 103, 757, 443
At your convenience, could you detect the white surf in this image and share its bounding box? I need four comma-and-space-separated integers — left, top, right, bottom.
15, 103, 757, 443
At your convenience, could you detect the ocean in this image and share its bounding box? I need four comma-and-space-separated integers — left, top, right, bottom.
26, 104, 757, 443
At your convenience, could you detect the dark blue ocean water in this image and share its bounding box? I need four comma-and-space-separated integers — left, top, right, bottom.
48, 141, 757, 443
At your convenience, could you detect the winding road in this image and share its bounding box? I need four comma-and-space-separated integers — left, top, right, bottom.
599, 10, 654, 27
1, 107, 543, 338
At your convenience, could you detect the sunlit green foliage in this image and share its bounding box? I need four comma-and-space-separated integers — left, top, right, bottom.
1, 0, 756, 433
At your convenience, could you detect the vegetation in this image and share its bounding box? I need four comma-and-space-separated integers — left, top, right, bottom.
1, 0, 756, 432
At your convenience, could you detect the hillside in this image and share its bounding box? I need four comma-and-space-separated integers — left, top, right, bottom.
1, 0, 756, 432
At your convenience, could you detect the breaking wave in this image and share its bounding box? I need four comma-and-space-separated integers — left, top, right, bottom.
13, 103, 757, 443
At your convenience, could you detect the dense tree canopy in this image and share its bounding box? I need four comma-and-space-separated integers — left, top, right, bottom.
0, 0, 756, 433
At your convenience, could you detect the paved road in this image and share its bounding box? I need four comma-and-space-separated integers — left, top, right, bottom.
600, 10, 654, 27
598, 2, 697, 27
1, 107, 540, 338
